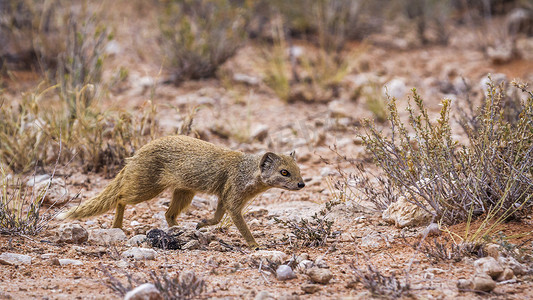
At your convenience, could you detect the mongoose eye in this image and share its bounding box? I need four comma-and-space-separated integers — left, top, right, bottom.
280, 169, 290, 177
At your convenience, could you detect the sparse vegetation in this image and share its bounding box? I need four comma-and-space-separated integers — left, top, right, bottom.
358, 79, 532, 228
349, 263, 411, 299
159, 0, 248, 84
99, 264, 206, 299
274, 200, 340, 247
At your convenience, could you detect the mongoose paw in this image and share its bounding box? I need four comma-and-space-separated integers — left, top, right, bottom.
196, 219, 207, 230
249, 243, 264, 250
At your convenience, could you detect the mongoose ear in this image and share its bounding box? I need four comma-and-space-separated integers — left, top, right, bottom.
289, 150, 296, 159
260, 152, 281, 174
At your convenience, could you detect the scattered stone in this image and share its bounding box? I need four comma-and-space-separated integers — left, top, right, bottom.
233, 73, 260, 86
131, 221, 141, 226
314, 257, 328, 268
276, 265, 296, 281
182, 240, 200, 250
479, 73, 507, 91
485, 244, 500, 259
487, 43, 514, 65
122, 247, 157, 260
301, 284, 321, 294
457, 278, 473, 290
422, 223, 441, 237
472, 273, 496, 292
0, 253, 32, 266
40, 253, 58, 260
497, 268, 514, 282
254, 291, 273, 300
54, 259, 84, 266
88, 228, 127, 245
124, 283, 162, 300
506, 8, 533, 36
250, 124, 269, 142
296, 253, 309, 264
360, 232, 381, 248
208, 241, 225, 252
383, 78, 407, 100
328, 100, 350, 118
307, 267, 333, 284
250, 250, 287, 265
27, 175, 69, 205
127, 234, 147, 247
498, 256, 527, 276
382, 195, 433, 228
54, 224, 88, 244
298, 259, 314, 271
474, 257, 504, 279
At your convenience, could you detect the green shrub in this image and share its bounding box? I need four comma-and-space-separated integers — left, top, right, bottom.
159, 0, 248, 84
359, 79, 532, 229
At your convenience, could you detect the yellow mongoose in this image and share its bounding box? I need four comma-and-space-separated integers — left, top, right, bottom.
59, 135, 305, 248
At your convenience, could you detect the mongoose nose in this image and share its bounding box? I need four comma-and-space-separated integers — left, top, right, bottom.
298, 182, 305, 189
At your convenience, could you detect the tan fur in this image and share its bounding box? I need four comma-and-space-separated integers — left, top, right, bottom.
59, 135, 305, 248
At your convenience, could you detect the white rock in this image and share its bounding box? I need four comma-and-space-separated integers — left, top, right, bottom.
479, 73, 507, 92
474, 257, 504, 279
58, 259, 84, 266
54, 223, 88, 244
88, 228, 127, 245
382, 196, 433, 228
422, 223, 441, 237
276, 265, 296, 281
297, 259, 314, 271
314, 257, 328, 268
249, 250, 287, 265
131, 221, 141, 226
104, 40, 122, 56
26, 174, 50, 186
498, 256, 527, 276
0, 253, 32, 265
250, 124, 269, 142
122, 247, 157, 260
233, 73, 260, 86
124, 283, 162, 300
126, 235, 147, 247
383, 78, 407, 100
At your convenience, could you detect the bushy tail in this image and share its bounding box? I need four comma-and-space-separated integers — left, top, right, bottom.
57, 168, 126, 220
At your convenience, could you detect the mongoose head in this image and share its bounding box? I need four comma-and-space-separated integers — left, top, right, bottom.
259, 151, 305, 190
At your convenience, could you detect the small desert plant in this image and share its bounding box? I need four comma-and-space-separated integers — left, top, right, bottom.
359, 78, 532, 230
404, 235, 483, 264
0, 164, 61, 236
349, 264, 411, 299
159, 0, 248, 84
99, 264, 206, 300
259, 17, 353, 103
274, 200, 340, 247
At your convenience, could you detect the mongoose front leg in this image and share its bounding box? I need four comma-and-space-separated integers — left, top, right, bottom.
229, 210, 259, 249
196, 199, 226, 229
112, 202, 126, 228
166, 189, 195, 227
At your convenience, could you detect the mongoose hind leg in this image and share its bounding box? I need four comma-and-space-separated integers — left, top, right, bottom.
112, 202, 126, 228
196, 199, 226, 229
166, 189, 195, 227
